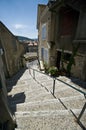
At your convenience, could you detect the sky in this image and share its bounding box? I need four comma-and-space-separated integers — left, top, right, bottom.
0, 0, 48, 38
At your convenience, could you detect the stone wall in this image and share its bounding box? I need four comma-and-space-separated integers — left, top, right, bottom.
37, 3, 86, 81
0, 22, 24, 77
37, 5, 50, 64
72, 54, 86, 80
0, 54, 15, 129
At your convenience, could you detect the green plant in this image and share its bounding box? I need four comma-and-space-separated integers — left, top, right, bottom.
66, 43, 80, 76
44, 62, 49, 74
48, 66, 58, 77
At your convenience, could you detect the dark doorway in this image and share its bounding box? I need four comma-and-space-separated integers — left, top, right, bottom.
56, 51, 61, 70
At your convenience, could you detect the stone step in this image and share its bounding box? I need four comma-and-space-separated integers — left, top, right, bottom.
31, 74, 49, 80
25, 91, 54, 102
7, 79, 33, 92
8, 84, 42, 96
71, 109, 86, 127
13, 95, 85, 112
7, 75, 37, 88
16, 79, 37, 86
8, 89, 53, 106
15, 129, 22, 130
15, 110, 82, 130
15, 109, 71, 117
8, 92, 26, 106
8, 85, 29, 96
8, 62, 86, 130
8, 78, 44, 95
26, 84, 42, 92
40, 81, 82, 98
16, 98, 65, 112
11, 95, 85, 114
31, 75, 86, 95
25, 87, 48, 97
32, 78, 77, 95
41, 79, 75, 92
54, 87, 82, 98
45, 83, 71, 93
60, 95, 86, 109
72, 108, 86, 115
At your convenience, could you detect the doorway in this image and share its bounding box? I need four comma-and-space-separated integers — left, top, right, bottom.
56, 51, 61, 70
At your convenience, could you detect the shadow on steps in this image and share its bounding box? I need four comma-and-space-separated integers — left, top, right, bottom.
8, 92, 26, 114
6, 67, 27, 92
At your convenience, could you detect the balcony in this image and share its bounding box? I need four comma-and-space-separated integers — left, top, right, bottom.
48, 0, 57, 5
48, 0, 57, 8
48, 0, 57, 2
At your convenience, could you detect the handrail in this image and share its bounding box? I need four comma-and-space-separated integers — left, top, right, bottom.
28, 67, 86, 96
56, 78, 86, 96
28, 65, 86, 125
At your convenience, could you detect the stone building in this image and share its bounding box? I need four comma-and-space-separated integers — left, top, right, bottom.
21, 41, 38, 53
37, 4, 49, 65
28, 41, 38, 53
0, 52, 15, 129
37, 0, 86, 81
0, 21, 25, 78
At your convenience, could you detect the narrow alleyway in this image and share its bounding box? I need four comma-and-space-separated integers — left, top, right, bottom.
7, 60, 86, 130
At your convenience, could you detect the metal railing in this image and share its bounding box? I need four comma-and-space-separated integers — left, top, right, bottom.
28, 66, 86, 124
29, 67, 86, 95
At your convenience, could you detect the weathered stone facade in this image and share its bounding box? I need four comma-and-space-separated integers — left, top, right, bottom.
0, 21, 25, 77
37, 4, 53, 65
37, 0, 86, 81
0, 54, 15, 129
37, 4, 56, 66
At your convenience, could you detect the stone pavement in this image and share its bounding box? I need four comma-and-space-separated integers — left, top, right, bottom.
7, 60, 86, 130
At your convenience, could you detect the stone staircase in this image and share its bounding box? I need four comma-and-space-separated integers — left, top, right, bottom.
7, 61, 86, 130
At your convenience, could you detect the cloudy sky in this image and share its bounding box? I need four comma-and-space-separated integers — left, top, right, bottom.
0, 0, 48, 38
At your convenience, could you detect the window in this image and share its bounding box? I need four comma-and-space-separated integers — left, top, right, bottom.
44, 49, 49, 63
41, 48, 49, 63
41, 48, 44, 60
60, 8, 79, 36
42, 24, 46, 40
